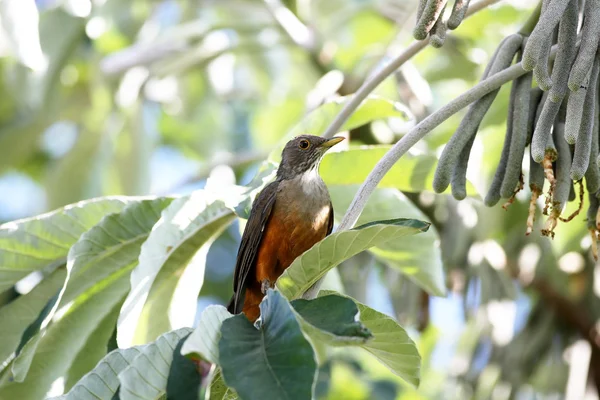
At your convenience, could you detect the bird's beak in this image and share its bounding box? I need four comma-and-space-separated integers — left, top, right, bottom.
320, 136, 345, 149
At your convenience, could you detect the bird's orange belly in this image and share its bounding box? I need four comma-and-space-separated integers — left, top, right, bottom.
242, 203, 329, 321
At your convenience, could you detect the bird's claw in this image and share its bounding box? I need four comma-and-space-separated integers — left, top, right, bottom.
261, 279, 272, 294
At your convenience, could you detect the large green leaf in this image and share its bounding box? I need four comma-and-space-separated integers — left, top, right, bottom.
268, 96, 412, 162
118, 328, 193, 400
180, 305, 233, 364
320, 146, 478, 196
0, 267, 65, 366
320, 291, 421, 387
291, 294, 372, 349
329, 186, 446, 296
276, 218, 430, 299
219, 290, 317, 400
52, 346, 145, 400
117, 191, 235, 347
1, 199, 171, 398
0, 276, 129, 399
0, 197, 130, 293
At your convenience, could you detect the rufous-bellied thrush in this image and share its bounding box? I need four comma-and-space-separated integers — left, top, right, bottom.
227, 134, 344, 321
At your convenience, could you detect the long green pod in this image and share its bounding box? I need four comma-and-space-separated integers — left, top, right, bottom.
523, 0, 570, 71
529, 151, 545, 192
501, 69, 533, 198
568, 0, 600, 91
485, 88, 516, 206
416, 0, 428, 24
533, 25, 558, 91
548, 0, 578, 102
451, 134, 475, 200
430, 15, 448, 48
447, 0, 471, 30
585, 82, 600, 193
531, 96, 562, 162
553, 118, 572, 215
414, 0, 449, 40
527, 87, 545, 144
564, 67, 591, 144
433, 34, 523, 193
571, 57, 600, 180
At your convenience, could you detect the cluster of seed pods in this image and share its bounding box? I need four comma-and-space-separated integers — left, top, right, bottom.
431, 0, 600, 253
413, 0, 471, 47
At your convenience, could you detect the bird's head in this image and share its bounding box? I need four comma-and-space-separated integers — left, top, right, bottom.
276, 134, 344, 179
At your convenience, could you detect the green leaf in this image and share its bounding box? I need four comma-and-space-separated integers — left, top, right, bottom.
118, 328, 193, 400
208, 369, 238, 400
60, 197, 175, 307
268, 96, 412, 162
0, 276, 130, 400
180, 305, 233, 364
63, 302, 123, 391
320, 291, 421, 387
0, 197, 130, 293
320, 146, 478, 196
117, 191, 235, 347
2, 199, 171, 397
0, 267, 65, 366
219, 290, 317, 400
52, 346, 145, 400
291, 294, 373, 347
329, 186, 446, 296
275, 218, 430, 300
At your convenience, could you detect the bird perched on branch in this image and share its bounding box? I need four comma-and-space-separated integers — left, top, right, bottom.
227, 134, 344, 321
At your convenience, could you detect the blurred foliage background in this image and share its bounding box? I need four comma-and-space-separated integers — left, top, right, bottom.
1, 0, 599, 398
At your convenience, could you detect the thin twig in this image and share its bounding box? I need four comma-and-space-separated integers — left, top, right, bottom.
263, 0, 316, 51
559, 180, 585, 222
502, 172, 524, 210
321, 0, 504, 139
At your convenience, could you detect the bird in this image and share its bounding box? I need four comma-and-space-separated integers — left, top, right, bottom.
227, 134, 345, 321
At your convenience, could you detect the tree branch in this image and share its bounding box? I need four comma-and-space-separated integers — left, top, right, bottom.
337, 62, 527, 231
321, 0, 504, 139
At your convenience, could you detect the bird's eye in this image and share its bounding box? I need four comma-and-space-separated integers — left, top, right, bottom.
298, 139, 310, 150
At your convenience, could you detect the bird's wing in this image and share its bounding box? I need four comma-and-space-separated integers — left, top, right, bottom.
327, 201, 334, 235
228, 181, 279, 314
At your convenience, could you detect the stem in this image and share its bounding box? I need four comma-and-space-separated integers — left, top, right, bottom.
337, 62, 528, 231
321, 0, 504, 139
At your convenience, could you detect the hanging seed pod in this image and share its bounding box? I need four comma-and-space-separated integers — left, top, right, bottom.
526, 87, 545, 145
430, 15, 448, 48
523, 0, 570, 72
447, 0, 471, 30
533, 25, 558, 92
564, 68, 591, 144
416, 0, 428, 24
531, 99, 561, 163
571, 56, 600, 180
451, 134, 475, 200
585, 87, 600, 193
568, 0, 600, 91
414, 0, 449, 40
501, 69, 533, 198
485, 88, 517, 207
433, 34, 523, 194
548, 0, 578, 103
